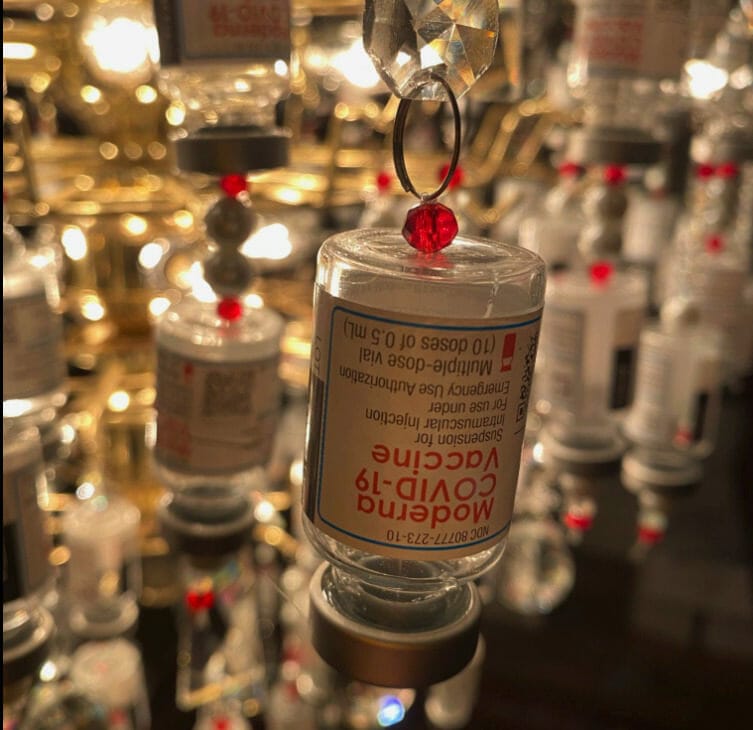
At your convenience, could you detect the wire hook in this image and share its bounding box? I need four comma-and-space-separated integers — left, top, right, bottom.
392, 73, 462, 202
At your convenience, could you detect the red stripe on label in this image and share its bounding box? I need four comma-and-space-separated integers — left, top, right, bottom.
500, 333, 516, 372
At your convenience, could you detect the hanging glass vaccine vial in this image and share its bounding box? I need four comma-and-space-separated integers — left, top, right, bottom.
153, 178, 284, 492
663, 233, 747, 383
3, 215, 67, 424
158, 486, 266, 713
568, 0, 689, 133
63, 495, 142, 641
153, 0, 291, 174
534, 261, 646, 531
519, 161, 585, 273
303, 75, 545, 687
538, 262, 647, 428
70, 639, 151, 730
623, 300, 724, 458
622, 170, 681, 275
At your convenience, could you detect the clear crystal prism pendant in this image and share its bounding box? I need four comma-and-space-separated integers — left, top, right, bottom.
363, 0, 499, 100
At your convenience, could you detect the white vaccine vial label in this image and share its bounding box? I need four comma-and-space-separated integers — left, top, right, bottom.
154, 0, 291, 65
3, 459, 49, 602
155, 348, 280, 475
629, 337, 674, 440
539, 308, 584, 412
305, 290, 542, 560
2, 290, 65, 401
573, 0, 687, 80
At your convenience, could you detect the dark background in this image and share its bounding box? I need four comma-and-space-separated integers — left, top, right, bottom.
138, 381, 753, 730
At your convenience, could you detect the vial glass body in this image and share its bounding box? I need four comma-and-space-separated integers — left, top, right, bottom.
63, 495, 142, 641
3, 223, 67, 423
537, 268, 648, 429
154, 0, 291, 134
663, 247, 747, 381
624, 322, 723, 457
153, 297, 284, 491
303, 229, 545, 594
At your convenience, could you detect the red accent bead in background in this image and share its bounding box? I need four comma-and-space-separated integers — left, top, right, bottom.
716, 162, 739, 179
637, 525, 664, 545
219, 174, 248, 198
438, 163, 464, 190
376, 171, 392, 192
185, 589, 214, 612
558, 161, 584, 178
217, 297, 243, 321
673, 427, 692, 446
696, 163, 715, 179
589, 261, 614, 286
705, 234, 724, 254
403, 203, 459, 253
603, 165, 627, 186
564, 511, 593, 532
213, 718, 230, 730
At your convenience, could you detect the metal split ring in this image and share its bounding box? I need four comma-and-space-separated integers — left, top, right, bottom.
392, 73, 462, 202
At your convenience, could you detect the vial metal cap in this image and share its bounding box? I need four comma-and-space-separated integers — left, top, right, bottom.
157, 488, 254, 557
566, 127, 662, 166
308, 563, 481, 689
174, 127, 291, 175
3, 606, 55, 687
621, 449, 703, 496
539, 424, 626, 478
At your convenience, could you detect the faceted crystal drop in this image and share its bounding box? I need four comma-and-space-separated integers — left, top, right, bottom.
364, 0, 499, 100
402, 202, 458, 252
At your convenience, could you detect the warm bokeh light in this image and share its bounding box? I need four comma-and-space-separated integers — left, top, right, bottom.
61, 226, 88, 261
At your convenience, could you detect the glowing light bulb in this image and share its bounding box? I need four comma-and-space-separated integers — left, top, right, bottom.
240, 223, 293, 260
684, 60, 729, 100
138, 241, 165, 269
62, 226, 88, 261
332, 39, 382, 89
79, 1, 159, 87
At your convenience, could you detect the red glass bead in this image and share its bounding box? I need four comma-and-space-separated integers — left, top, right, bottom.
716, 161, 739, 179
185, 589, 214, 612
213, 718, 230, 730
438, 163, 464, 190
558, 161, 583, 178
705, 234, 724, 254
589, 261, 614, 286
603, 165, 626, 186
217, 297, 243, 321
402, 202, 458, 253
696, 163, 715, 180
637, 525, 664, 545
219, 174, 248, 198
563, 511, 593, 532
376, 171, 392, 192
